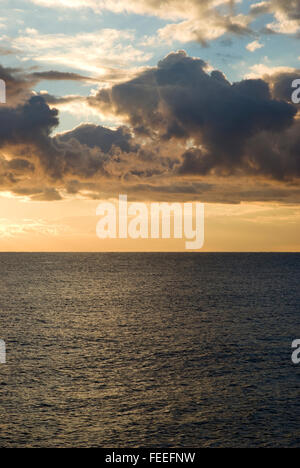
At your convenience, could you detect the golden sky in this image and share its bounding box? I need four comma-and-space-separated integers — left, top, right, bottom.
1, 196, 299, 252
1, 0, 300, 251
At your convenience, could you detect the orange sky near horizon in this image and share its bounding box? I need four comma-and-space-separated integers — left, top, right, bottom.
0, 196, 299, 252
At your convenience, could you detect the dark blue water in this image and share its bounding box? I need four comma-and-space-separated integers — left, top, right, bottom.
0, 253, 299, 447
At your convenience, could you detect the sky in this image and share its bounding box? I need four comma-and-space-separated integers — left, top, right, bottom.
0, 0, 300, 251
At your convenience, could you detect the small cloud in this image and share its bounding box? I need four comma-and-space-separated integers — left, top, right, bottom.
25, 27, 38, 35
245, 63, 295, 79
246, 40, 264, 52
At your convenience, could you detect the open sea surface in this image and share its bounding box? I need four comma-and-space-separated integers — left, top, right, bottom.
0, 253, 299, 448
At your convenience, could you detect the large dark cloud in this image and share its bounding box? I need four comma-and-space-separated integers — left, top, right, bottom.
0, 96, 109, 181
0, 53, 300, 203
91, 51, 298, 180
0, 95, 59, 144
0, 94, 172, 197
0, 95, 66, 180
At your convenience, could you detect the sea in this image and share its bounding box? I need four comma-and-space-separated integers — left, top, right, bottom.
0, 253, 299, 448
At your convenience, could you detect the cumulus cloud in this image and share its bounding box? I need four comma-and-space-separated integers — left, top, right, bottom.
0, 53, 300, 204
244, 63, 300, 105
91, 51, 298, 181
265, 70, 300, 103
0, 90, 175, 199
58, 124, 138, 154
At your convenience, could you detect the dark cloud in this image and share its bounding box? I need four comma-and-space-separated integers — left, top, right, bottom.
0, 65, 36, 106
0, 65, 94, 107
6, 158, 35, 172
0, 95, 67, 180
30, 187, 63, 201
91, 51, 298, 181
30, 71, 95, 82
0, 93, 168, 190
58, 124, 138, 154
0, 53, 300, 203
0, 95, 59, 145
267, 70, 300, 103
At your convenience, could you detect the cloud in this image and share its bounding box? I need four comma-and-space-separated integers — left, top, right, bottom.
156, 14, 251, 46
0, 64, 99, 108
246, 40, 264, 52
27, 0, 300, 47
0, 217, 64, 238
260, 70, 300, 104
1, 53, 300, 204
0, 65, 37, 106
12, 28, 152, 74
0, 47, 15, 56
251, 0, 300, 35
0, 91, 173, 193
28, 0, 239, 18
244, 63, 300, 105
155, 10, 252, 46
30, 70, 96, 82
58, 123, 138, 154
246, 63, 295, 79
91, 51, 298, 181
27, 0, 253, 46
31, 187, 63, 201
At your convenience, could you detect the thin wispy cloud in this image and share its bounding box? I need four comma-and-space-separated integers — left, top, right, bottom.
13, 28, 152, 74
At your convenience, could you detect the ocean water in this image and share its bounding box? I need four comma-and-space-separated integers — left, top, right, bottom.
0, 253, 299, 448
